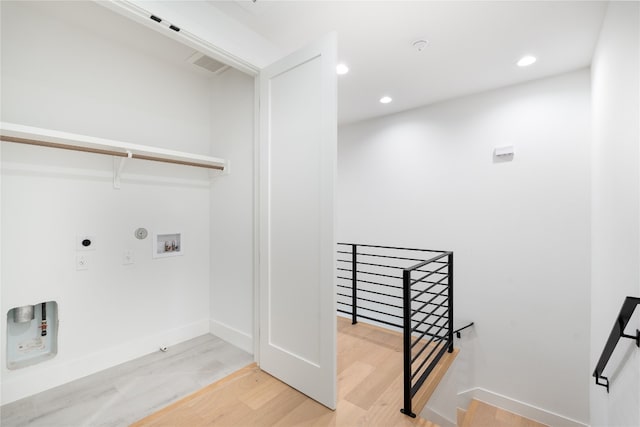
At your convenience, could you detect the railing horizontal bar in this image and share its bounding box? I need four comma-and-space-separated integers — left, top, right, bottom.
355, 278, 403, 290
353, 278, 403, 291
410, 281, 446, 303
412, 295, 449, 315
337, 292, 352, 298
411, 336, 447, 380
411, 319, 448, 351
352, 261, 448, 271
356, 270, 403, 280
406, 252, 452, 272
358, 306, 404, 319
352, 271, 449, 302
411, 279, 449, 289
412, 305, 449, 325
356, 296, 403, 310
337, 268, 353, 273
337, 301, 352, 307
411, 341, 447, 383
349, 261, 408, 270
411, 310, 449, 347
337, 309, 352, 316
358, 288, 403, 300
412, 287, 448, 316
411, 338, 452, 396
411, 312, 448, 332
337, 284, 352, 289
337, 243, 447, 253
413, 309, 448, 324
356, 252, 432, 263
410, 263, 449, 286
411, 320, 449, 359
412, 316, 449, 344
413, 297, 449, 311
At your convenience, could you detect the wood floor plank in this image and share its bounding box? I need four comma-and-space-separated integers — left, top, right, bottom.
344, 348, 400, 410
462, 399, 549, 427
134, 318, 449, 427
337, 360, 376, 399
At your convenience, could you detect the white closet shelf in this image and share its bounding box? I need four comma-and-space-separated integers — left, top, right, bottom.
0, 122, 227, 171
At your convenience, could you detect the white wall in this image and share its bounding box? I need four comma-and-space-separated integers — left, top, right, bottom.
590, 2, 640, 426
208, 69, 255, 353
1, 1, 215, 404
338, 70, 591, 424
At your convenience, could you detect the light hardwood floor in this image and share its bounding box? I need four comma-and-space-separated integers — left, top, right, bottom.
460, 400, 548, 427
134, 317, 457, 426
0, 334, 253, 427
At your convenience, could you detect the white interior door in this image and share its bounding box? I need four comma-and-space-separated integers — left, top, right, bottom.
259, 33, 337, 409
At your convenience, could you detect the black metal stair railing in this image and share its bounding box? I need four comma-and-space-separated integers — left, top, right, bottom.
336, 243, 454, 418
593, 296, 640, 392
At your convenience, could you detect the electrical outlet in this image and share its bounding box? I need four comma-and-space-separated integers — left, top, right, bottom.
76, 255, 89, 270
123, 250, 134, 265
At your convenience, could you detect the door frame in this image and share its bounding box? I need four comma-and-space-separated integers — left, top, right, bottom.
99, 0, 336, 390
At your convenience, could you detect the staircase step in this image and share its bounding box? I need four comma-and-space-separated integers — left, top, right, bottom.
415, 417, 440, 427
411, 347, 459, 415
457, 407, 467, 426
461, 399, 548, 427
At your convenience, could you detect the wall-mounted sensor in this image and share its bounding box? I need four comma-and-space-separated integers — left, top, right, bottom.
494, 146, 515, 163
494, 146, 515, 157
76, 236, 96, 251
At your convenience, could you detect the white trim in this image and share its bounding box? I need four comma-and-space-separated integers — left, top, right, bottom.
458, 387, 589, 427
209, 320, 253, 354
1, 319, 209, 405
252, 76, 261, 364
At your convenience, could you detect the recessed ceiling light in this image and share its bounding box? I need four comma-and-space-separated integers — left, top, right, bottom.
379, 96, 392, 104
517, 55, 537, 67
336, 63, 349, 75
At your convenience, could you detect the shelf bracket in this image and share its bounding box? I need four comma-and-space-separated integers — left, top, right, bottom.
621, 329, 640, 348
594, 374, 609, 393
113, 151, 132, 189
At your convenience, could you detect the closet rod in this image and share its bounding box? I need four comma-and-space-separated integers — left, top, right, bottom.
0, 135, 225, 171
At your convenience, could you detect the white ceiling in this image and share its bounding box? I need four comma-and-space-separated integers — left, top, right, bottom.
211, 0, 607, 124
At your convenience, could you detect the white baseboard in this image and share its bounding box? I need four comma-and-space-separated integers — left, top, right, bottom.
209, 319, 253, 354
458, 387, 588, 427
1, 319, 209, 405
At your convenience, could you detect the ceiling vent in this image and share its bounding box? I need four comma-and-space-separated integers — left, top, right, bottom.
187, 52, 229, 75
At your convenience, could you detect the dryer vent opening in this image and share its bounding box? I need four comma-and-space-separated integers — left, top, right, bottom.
187, 52, 229, 75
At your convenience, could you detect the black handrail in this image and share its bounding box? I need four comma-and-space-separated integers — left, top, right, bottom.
453, 322, 475, 338
336, 243, 454, 418
592, 296, 640, 392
